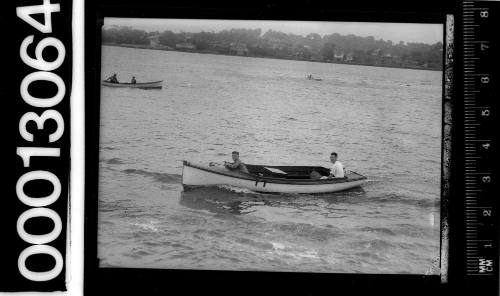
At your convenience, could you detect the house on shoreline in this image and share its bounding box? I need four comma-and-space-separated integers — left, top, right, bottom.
333, 50, 354, 62
333, 51, 344, 61
175, 42, 196, 51
147, 35, 173, 50
229, 43, 249, 56
148, 35, 160, 48
345, 53, 354, 62
208, 41, 228, 53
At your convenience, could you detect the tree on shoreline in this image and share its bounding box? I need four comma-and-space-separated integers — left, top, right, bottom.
320, 42, 336, 61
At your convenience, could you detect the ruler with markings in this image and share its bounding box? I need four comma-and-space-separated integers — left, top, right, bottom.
462, 0, 498, 287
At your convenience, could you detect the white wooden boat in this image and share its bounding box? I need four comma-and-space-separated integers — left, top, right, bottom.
182, 161, 367, 194
102, 80, 163, 89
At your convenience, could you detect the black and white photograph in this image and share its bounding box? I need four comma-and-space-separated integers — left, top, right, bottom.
97, 18, 444, 275
4, 0, 500, 294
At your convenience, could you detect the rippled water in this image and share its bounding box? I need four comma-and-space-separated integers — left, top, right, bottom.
98, 45, 442, 274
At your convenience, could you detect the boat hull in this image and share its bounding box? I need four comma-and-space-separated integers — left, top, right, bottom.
102, 80, 163, 89
182, 161, 367, 194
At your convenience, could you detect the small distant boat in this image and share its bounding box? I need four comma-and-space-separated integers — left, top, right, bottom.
182, 161, 367, 194
307, 75, 322, 81
102, 80, 163, 89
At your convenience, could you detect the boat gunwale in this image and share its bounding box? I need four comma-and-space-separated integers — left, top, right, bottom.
183, 161, 367, 185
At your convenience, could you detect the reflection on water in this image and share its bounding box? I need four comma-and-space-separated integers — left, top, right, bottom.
180, 187, 260, 215
180, 186, 368, 216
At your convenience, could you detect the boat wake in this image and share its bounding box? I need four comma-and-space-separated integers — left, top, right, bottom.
368, 192, 439, 209
216, 184, 260, 195
122, 168, 181, 184
366, 179, 384, 183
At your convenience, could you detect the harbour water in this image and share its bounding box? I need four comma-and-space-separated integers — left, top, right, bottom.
98, 45, 442, 274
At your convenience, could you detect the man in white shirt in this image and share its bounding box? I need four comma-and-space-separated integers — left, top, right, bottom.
321, 152, 345, 179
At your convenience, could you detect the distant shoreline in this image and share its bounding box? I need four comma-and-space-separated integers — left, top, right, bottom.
103, 43, 442, 72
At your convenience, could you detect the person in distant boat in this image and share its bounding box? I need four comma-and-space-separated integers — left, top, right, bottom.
224, 151, 249, 174
105, 73, 118, 83
321, 152, 345, 179
131, 76, 136, 84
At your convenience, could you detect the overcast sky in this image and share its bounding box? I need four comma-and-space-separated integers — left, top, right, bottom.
104, 18, 443, 45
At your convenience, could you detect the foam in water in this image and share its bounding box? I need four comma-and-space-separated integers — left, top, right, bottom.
217, 184, 257, 194
128, 220, 160, 233
424, 256, 440, 275
272, 242, 285, 250
270, 242, 320, 261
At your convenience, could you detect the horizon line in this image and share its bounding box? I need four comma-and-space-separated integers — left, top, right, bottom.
103, 24, 443, 46
103, 18, 444, 45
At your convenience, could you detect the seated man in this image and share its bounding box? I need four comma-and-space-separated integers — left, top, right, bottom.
321, 152, 345, 179
105, 73, 118, 83
224, 151, 249, 174
131, 76, 136, 84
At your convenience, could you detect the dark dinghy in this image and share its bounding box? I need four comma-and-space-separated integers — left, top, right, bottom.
102, 80, 163, 89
